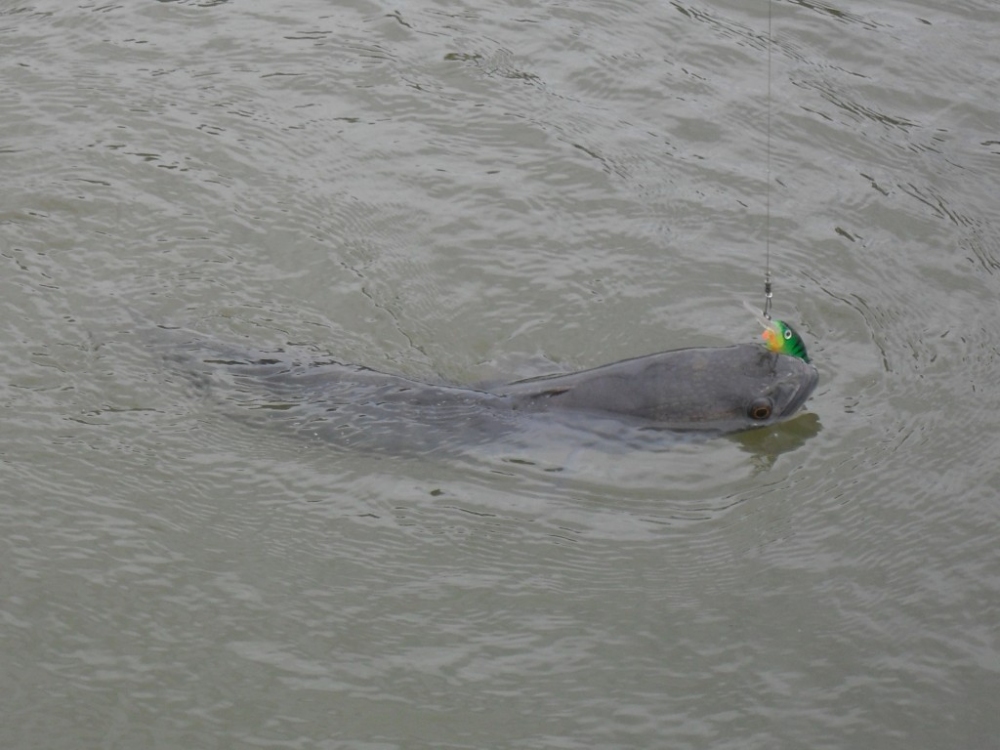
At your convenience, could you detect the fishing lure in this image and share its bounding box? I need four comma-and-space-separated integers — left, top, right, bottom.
743, 301, 810, 363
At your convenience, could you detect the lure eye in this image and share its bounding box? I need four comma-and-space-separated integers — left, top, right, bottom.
784, 328, 793, 340
748, 398, 773, 421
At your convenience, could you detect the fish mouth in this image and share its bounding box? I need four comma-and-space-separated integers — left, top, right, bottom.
775, 362, 819, 419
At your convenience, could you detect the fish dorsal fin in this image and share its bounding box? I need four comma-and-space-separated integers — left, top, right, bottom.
529, 386, 571, 399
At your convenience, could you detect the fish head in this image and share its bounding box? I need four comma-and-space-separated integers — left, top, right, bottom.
653, 344, 818, 433
733, 344, 819, 429
492, 343, 819, 435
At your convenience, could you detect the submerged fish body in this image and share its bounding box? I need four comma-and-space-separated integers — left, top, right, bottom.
154, 328, 817, 449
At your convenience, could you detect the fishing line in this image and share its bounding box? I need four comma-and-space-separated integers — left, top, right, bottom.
763, 0, 773, 320
743, 0, 811, 364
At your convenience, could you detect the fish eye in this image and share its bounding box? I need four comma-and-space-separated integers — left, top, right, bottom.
748, 398, 772, 421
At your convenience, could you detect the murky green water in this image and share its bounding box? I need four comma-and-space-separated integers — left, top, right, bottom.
3, 0, 999, 748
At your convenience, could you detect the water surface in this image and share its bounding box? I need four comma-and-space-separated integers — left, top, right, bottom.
2, 0, 999, 748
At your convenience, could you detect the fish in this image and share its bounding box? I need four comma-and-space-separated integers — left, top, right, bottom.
150, 325, 818, 451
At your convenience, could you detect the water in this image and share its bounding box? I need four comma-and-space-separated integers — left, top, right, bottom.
2, 0, 999, 747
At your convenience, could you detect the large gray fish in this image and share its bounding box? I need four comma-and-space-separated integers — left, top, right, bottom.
153, 327, 818, 451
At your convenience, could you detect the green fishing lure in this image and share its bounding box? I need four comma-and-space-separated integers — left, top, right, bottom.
743, 301, 811, 363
